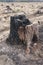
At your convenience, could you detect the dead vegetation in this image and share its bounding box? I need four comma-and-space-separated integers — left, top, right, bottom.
0, 2, 43, 65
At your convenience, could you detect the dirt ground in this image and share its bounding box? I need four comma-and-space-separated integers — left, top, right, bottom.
0, 2, 43, 65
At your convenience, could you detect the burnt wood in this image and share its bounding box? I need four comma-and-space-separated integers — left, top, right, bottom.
6, 14, 31, 45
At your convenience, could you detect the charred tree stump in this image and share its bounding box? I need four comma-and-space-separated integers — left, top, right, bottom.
6, 14, 31, 45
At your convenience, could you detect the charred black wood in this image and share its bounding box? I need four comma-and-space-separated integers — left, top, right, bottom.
6, 14, 31, 45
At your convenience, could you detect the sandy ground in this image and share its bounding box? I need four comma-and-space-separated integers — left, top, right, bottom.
0, 2, 43, 65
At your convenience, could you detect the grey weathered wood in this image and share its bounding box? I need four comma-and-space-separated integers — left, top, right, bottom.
38, 25, 43, 42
